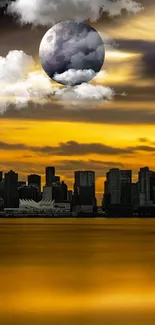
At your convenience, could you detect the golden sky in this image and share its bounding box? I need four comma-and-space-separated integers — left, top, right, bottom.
0, 2, 155, 203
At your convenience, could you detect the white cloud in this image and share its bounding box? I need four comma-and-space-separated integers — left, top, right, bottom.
8, 0, 142, 26
0, 50, 34, 83
0, 50, 114, 114
54, 69, 96, 86
0, 50, 57, 114
54, 83, 114, 102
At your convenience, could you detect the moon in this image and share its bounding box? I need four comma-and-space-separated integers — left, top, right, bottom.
39, 20, 105, 86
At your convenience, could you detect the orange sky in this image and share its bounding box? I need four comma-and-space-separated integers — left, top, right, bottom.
0, 5, 155, 203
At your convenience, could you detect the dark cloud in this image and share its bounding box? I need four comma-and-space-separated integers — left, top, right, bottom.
1, 101, 155, 125
138, 138, 149, 143
116, 39, 155, 54
142, 49, 155, 78
115, 38, 155, 79
0, 140, 131, 155
1, 139, 155, 156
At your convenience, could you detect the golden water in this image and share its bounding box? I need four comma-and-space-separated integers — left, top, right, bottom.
0, 218, 155, 325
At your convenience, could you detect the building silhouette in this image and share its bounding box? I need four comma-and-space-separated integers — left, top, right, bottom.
74, 171, 96, 210
43, 181, 68, 203
4, 170, 19, 208
28, 174, 41, 192
131, 182, 139, 206
0, 171, 2, 183
45, 167, 60, 185
103, 169, 132, 208
0, 172, 4, 200
120, 170, 132, 205
18, 184, 40, 202
104, 169, 121, 206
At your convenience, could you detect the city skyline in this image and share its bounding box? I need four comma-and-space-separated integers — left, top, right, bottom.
1, 165, 155, 205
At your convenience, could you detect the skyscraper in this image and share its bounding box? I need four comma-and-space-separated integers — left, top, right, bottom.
0, 171, 2, 182
45, 167, 55, 186
0, 172, 4, 200
120, 170, 132, 205
138, 167, 151, 205
74, 171, 95, 188
74, 171, 95, 206
104, 169, 132, 206
4, 170, 19, 208
28, 174, 41, 191
106, 169, 120, 205
18, 184, 40, 202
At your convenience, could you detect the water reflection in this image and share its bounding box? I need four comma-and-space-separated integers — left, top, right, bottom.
0, 218, 155, 324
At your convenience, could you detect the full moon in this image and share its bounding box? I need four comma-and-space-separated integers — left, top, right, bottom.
39, 20, 105, 86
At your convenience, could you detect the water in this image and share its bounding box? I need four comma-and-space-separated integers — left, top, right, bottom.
0, 218, 155, 325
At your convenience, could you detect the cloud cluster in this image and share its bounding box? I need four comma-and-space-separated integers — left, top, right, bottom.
8, 0, 142, 26
1, 139, 155, 156
0, 50, 57, 114
0, 50, 114, 114
54, 69, 96, 85
54, 83, 114, 101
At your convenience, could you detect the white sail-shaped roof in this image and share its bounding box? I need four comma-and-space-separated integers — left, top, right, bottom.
19, 199, 55, 210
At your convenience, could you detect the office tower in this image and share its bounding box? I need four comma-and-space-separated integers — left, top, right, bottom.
28, 174, 41, 192
149, 172, 155, 204
18, 181, 26, 188
43, 186, 53, 201
74, 171, 95, 206
45, 167, 55, 186
18, 185, 40, 202
0, 197, 4, 211
138, 167, 152, 205
103, 180, 111, 209
0, 171, 2, 182
60, 181, 68, 201
106, 169, 120, 205
67, 190, 73, 202
131, 182, 139, 206
0, 172, 4, 200
104, 169, 132, 206
43, 182, 64, 202
74, 171, 95, 188
120, 170, 132, 205
0, 181, 4, 200
4, 170, 19, 208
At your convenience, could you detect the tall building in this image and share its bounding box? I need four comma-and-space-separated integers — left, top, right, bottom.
45, 167, 55, 186
67, 190, 73, 202
28, 174, 41, 191
120, 170, 132, 205
4, 170, 19, 208
74, 171, 95, 206
74, 171, 95, 188
0, 171, 2, 182
104, 169, 132, 206
138, 167, 152, 205
18, 185, 40, 202
43, 181, 67, 202
131, 182, 139, 206
18, 181, 26, 188
60, 181, 68, 201
106, 169, 120, 205
0, 172, 4, 200
43, 186, 53, 201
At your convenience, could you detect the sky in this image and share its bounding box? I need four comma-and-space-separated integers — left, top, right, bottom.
0, 0, 155, 203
